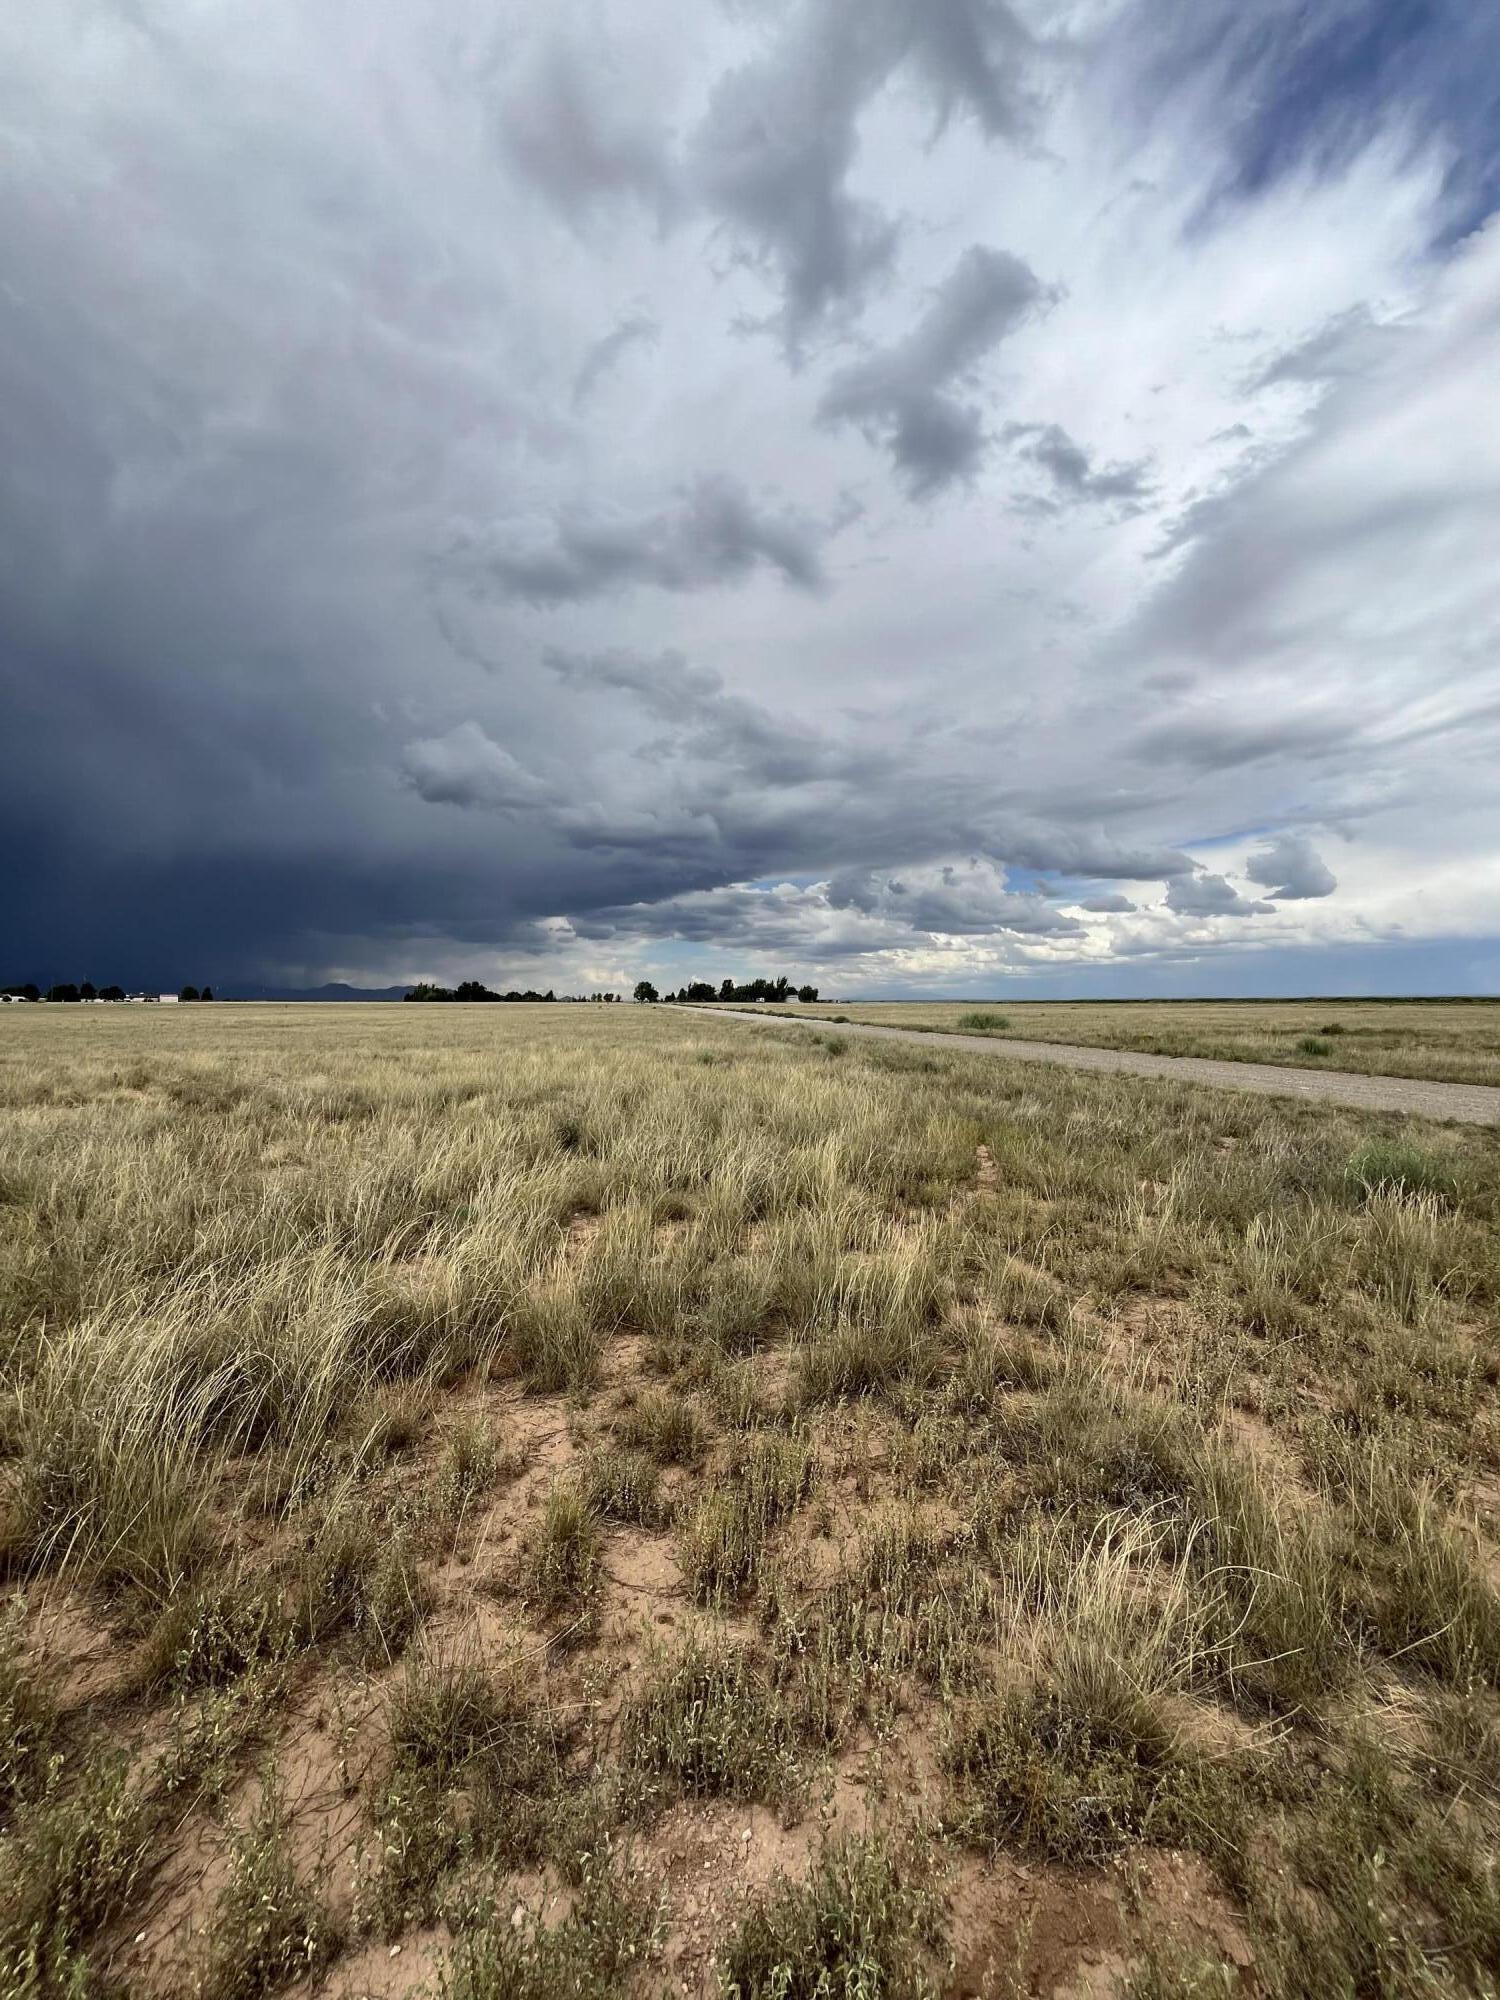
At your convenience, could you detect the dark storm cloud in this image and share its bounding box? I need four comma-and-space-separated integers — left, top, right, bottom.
389, 641, 1197, 927
1165, 872, 1274, 918
691, 0, 1048, 344
400, 722, 552, 810
545, 647, 877, 786
4, 0, 1493, 994
819, 246, 1050, 493
572, 313, 660, 405
1245, 832, 1337, 900
691, 2, 899, 344
1006, 422, 1153, 506
478, 476, 831, 602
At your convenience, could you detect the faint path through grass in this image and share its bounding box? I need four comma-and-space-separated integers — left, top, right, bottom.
687, 1008, 1500, 1126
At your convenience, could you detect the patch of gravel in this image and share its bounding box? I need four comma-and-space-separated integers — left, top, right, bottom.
686, 1010, 1500, 1127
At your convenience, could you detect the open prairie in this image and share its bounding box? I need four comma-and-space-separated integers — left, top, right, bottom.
720, 999, 1500, 1087
3, 1003, 1500, 1998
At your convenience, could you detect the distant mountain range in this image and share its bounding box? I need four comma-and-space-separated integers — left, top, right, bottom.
223, 982, 414, 1002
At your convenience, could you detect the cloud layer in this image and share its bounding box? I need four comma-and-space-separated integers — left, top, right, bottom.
2, 0, 1498, 996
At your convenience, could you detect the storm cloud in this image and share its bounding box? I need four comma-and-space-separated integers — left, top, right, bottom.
820, 246, 1050, 494
478, 477, 833, 601
2, 0, 1497, 997
1007, 423, 1153, 508
1246, 833, 1338, 901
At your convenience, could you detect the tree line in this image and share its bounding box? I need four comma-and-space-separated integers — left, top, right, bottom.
631, 976, 819, 1004
405, 982, 560, 1003
2, 983, 214, 1002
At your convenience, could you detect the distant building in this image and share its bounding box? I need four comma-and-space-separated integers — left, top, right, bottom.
157, 993, 180, 1004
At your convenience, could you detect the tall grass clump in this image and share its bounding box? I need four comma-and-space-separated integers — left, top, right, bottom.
1346, 1138, 1459, 1206
952, 1513, 1229, 1863
679, 1430, 813, 1603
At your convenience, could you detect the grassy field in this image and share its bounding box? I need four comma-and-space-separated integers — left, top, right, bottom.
2, 1002, 1499, 1998
712, 999, 1500, 1087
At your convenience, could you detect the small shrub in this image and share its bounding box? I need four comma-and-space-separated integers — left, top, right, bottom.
582, 1443, 660, 1525
716, 1832, 943, 2000
679, 1432, 813, 1604
949, 1670, 1198, 1864
196, 1774, 338, 2000
0, 1597, 55, 1815
443, 1851, 656, 2000
617, 1389, 707, 1467
0, 1746, 151, 1995
623, 1639, 790, 1805
958, 1012, 1010, 1033
1296, 1037, 1333, 1058
520, 1481, 602, 1622
1319, 1022, 1347, 1036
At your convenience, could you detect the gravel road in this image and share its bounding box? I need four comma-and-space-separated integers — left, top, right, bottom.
686, 1008, 1500, 1127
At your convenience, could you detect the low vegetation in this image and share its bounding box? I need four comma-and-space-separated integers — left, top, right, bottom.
1, 1000, 1498, 1995
717, 995, 1500, 1086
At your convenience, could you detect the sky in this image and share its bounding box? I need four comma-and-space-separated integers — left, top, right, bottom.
3, 0, 1499, 998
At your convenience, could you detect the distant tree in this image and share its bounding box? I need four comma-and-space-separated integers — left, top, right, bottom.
633, 980, 659, 1004
405, 982, 454, 1002
80, 980, 97, 1001
798, 985, 819, 1003
47, 983, 81, 1003
684, 981, 716, 1003
200, 986, 214, 1001
719, 977, 735, 1000
99, 985, 126, 1002
179, 985, 199, 1002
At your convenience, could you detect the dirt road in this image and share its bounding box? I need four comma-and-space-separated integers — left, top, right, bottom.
686, 1008, 1500, 1126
